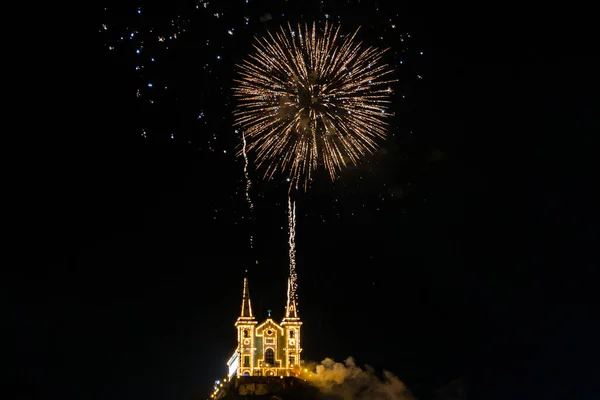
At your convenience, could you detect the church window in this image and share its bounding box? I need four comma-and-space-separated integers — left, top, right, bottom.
289, 356, 295, 365
243, 355, 250, 367
267, 329, 273, 336
243, 329, 250, 338
289, 330, 295, 338
264, 348, 275, 365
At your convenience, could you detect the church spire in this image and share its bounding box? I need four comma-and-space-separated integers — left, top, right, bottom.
240, 275, 253, 318
284, 276, 298, 318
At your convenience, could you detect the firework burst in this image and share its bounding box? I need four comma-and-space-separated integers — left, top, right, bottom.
233, 22, 396, 190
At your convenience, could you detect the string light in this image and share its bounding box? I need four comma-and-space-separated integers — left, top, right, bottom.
231, 264, 302, 381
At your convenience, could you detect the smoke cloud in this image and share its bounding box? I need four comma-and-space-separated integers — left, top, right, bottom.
303, 357, 413, 400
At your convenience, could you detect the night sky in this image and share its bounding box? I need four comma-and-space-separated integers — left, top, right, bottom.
9, 1, 598, 400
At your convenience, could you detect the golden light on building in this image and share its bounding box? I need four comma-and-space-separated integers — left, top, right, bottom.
227, 273, 303, 378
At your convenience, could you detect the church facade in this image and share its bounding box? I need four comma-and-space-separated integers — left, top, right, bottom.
226, 276, 302, 378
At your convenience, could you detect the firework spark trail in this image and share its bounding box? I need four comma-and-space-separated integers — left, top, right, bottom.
287, 196, 298, 304
233, 21, 396, 190
240, 129, 256, 249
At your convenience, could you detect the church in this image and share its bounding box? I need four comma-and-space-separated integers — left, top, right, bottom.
226, 276, 303, 378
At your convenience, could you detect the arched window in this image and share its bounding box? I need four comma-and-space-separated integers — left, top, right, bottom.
243, 329, 250, 338
289, 330, 295, 338
264, 348, 275, 365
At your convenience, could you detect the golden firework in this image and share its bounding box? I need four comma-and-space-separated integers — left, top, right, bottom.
233, 22, 395, 189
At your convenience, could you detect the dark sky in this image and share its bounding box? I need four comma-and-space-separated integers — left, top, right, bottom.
9, 1, 598, 400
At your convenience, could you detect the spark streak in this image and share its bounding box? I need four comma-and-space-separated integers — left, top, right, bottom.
287, 196, 297, 304
240, 130, 255, 249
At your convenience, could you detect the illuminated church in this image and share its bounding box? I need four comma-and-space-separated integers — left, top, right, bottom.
226, 276, 302, 378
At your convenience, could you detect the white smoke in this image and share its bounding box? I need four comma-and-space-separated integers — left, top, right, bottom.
304, 357, 413, 400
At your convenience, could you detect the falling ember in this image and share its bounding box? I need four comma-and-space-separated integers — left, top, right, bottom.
233, 21, 396, 190
241, 130, 255, 249
287, 196, 297, 304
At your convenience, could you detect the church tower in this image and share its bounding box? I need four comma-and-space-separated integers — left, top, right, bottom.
232, 275, 257, 377
281, 277, 302, 371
